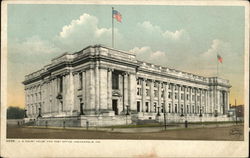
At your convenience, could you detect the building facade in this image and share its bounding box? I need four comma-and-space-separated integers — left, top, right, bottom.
23, 45, 232, 126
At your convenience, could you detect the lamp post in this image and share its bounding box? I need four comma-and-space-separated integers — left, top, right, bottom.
180, 108, 184, 128
235, 99, 237, 125
157, 107, 160, 116
214, 110, 218, 127
126, 105, 130, 125
163, 107, 167, 130
199, 108, 203, 127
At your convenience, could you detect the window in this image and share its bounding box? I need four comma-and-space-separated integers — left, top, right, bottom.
146, 81, 149, 87
145, 102, 149, 112
175, 93, 178, 99
187, 105, 189, 113
168, 84, 171, 90
192, 95, 195, 101
154, 82, 157, 87
181, 87, 184, 91
137, 79, 142, 85
112, 73, 119, 89
175, 104, 177, 113
187, 94, 189, 100
146, 89, 150, 96
79, 72, 83, 89
168, 104, 171, 113
137, 88, 142, 96
161, 90, 164, 98
154, 90, 158, 97
181, 94, 184, 100
59, 76, 63, 93
168, 92, 171, 99
175, 85, 178, 90
161, 104, 164, 113
154, 102, 157, 112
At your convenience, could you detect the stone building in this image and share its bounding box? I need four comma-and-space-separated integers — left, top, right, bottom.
23, 45, 232, 127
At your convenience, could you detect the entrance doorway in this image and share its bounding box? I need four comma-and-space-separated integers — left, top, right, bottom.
112, 100, 118, 115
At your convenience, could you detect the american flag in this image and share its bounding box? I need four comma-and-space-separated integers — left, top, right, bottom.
113, 10, 122, 22
217, 54, 223, 63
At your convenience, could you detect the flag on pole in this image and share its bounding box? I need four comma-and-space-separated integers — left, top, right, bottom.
113, 10, 122, 22
217, 54, 223, 63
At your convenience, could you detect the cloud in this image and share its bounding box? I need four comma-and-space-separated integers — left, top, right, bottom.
162, 29, 186, 40
55, 13, 122, 52
129, 46, 167, 65
10, 36, 60, 55
137, 21, 162, 33
137, 21, 188, 41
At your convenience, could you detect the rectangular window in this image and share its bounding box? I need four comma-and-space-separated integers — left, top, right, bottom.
168, 104, 171, 113
154, 102, 157, 112
168, 92, 171, 99
59, 76, 63, 93
161, 90, 164, 98
146, 81, 149, 87
146, 102, 149, 112
137, 88, 142, 96
192, 95, 195, 101
187, 94, 189, 100
175, 93, 178, 99
112, 73, 119, 89
154, 90, 158, 97
146, 89, 150, 96
181, 94, 184, 100
154, 82, 157, 87
175, 104, 177, 113
79, 72, 83, 89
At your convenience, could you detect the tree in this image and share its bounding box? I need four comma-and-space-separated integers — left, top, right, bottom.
7, 106, 25, 119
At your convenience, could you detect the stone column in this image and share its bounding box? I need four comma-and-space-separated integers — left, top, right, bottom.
107, 68, 112, 110
68, 72, 74, 114
178, 85, 181, 114
142, 78, 146, 112
194, 88, 197, 114
217, 89, 221, 114
158, 82, 162, 112
172, 84, 175, 113
189, 87, 192, 114
87, 68, 95, 113
226, 91, 230, 114
95, 65, 100, 113
123, 72, 128, 109
82, 71, 86, 111
99, 68, 108, 111
129, 73, 137, 112
164, 82, 168, 113
150, 80, 154, 112
199, 89, 203, 113
184, 86, 187, 114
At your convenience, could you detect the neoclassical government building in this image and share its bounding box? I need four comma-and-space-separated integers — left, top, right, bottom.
23, 45, 232, 127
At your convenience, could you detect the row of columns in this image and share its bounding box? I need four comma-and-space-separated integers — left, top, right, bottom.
137, 78, 229, 115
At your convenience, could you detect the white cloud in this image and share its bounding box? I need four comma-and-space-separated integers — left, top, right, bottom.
56, 13, 122, 51
137, 21, 188, 41
162, 29, 186, 40
137, 21, 162, 33
10, 36, 60, 54
129, 46, 167, 64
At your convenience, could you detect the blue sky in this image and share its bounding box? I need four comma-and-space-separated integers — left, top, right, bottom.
7, 4, 245, 107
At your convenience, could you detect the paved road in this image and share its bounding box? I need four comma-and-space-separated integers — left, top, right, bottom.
7, 124, 244, 140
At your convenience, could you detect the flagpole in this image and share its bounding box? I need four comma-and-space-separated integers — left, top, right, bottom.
217, 53, 219, 78
112, 7, 114, 48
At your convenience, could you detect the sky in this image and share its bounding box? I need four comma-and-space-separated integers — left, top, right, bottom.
7, 4, 246, 108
